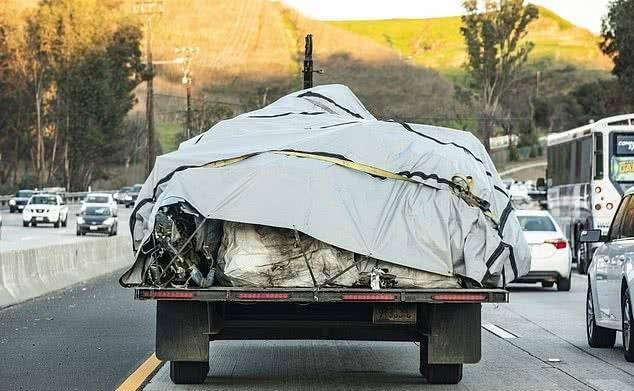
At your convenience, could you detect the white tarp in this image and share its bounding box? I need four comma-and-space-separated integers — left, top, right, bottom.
120, 84, 530, 288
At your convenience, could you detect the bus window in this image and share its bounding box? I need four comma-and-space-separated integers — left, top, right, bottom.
593, 133, 603, 180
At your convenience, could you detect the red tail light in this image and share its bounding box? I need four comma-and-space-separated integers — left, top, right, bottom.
238, 292, 289, 300
142, 290, 194, 299
342, 293, 397, 301
432, 293, 487, 302
545, 239, 567, 249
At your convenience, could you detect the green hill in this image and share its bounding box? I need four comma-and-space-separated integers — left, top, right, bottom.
329, 6, 611, 74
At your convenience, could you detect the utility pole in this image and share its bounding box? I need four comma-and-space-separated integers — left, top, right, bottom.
302, 34, 323, 90
176, 47, 198, 139
134, 1, 163, 177
303, 34, 313, 89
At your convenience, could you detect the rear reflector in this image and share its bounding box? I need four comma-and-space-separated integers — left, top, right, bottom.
238, 292, 290, 300
342, 293, 397, 301
141, 290, 194, 299
545, 239, 567, 249
432, 293, 487, 302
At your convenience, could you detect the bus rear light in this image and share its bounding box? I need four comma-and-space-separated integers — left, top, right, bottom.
594, 204, 602, 210
141, 290, 194, 299
238, 292, 289, 300
606, 202, 614, 210
545, 239, 567, 249
342, 293, 397, 301
594, 186, 602, 193
431, 293, 487, 302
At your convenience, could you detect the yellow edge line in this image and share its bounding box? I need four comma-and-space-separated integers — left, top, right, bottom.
115, 353, 162, 391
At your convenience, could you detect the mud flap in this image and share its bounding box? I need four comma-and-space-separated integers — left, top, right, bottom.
156, 301, 209, 362
421, 303, 481, 364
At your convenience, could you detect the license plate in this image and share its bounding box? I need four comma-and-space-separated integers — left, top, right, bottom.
36, 217, 43, 221
373, 303, 417, 324
89, 226, 98, 231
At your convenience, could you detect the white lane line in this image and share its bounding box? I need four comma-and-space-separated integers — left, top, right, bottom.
482, 323, 518, 339
20, 236, 33, 241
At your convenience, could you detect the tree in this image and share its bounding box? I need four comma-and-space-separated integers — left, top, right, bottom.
460, 0, 538, 151
0, 9, 33, 186
601, 0, 634, 97
24, 0, 144, 190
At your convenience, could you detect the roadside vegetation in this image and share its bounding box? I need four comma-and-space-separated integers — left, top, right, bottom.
1, 0, 633, 192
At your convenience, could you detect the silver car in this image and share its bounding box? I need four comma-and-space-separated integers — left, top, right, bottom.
581, 187, 634, 362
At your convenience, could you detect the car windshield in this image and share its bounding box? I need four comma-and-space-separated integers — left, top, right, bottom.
83, 207, 111, 216
132, 185, 142, 192
29, 196, 57, 205
518, 216, 556, 232
86, 195, 109, 203
16, 190, 33, 198
120, 187, 132, 193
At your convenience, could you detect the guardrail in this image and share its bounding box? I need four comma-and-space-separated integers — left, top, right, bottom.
0, 190, 115, 208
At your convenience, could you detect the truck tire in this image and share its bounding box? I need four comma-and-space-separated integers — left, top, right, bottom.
420, 340, 463, 384
169, 361, 209, 384
587, 285, 616, 348
421, 364, 463, 384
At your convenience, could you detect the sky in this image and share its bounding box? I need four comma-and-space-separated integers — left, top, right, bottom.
280, 0, 610, 34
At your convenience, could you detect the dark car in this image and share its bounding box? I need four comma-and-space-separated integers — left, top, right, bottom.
9, 190, 34, 213
76, 206, 117, 236
124, 184, 143, 208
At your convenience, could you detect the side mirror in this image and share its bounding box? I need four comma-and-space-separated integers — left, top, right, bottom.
536, 177, 546, 189
579, 229, 603, 243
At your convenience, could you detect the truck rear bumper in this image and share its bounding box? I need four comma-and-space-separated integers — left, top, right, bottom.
135, 287, 509, 304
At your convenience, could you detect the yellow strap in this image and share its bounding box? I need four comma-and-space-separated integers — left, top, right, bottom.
273, 150, 418, 184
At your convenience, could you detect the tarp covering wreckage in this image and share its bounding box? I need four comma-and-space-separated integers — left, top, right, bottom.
120, 84, 529, 289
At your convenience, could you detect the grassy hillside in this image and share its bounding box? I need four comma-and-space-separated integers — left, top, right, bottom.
123, 0, 469, 151
8, 1, 611, 152
330, 6, 611, 74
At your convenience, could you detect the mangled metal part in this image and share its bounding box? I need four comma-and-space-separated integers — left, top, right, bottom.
143, 205, 218, 288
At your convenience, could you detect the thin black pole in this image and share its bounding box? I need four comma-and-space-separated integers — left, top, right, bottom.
303, 34, 313, 89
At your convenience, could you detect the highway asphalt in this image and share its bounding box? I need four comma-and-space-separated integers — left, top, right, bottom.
0, 271, 154, 391
0, 205, 132, 253
2, 271, 633, 390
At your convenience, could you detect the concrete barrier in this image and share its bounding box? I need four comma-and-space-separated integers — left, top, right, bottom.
0, 235, 133, 308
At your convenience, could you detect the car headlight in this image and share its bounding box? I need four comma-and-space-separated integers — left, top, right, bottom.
9, 199, 16, 206
103, 217, 115, 225
77, 217, 85, 224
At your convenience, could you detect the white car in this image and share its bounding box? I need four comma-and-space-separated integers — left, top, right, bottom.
514, 210, 572, 291
581, 187, 634, 361
81, 192, 117, 216
509, 182, 530, 202
22, 194, 69, 228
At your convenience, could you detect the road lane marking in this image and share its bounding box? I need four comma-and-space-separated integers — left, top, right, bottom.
115, 353, 162, 391
482, 323, 518, 339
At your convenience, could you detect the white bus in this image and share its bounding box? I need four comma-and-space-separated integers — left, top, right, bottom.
547, 114, 634, 273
